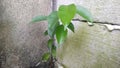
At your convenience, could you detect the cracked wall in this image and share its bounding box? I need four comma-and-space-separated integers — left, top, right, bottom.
57, 0, 120, 68
0, 0, 51, 68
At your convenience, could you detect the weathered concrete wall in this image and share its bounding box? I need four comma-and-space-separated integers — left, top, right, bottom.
0, 0, 51, 68
57, 0, 120, 68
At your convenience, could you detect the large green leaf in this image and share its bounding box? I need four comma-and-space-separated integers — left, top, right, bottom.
68, 22, 75, 32
47, 11, 59, 37
55, 25, 68, 44
31, 15, 47, 23
42, 52, 50, 62
58, 4, 76, 27
76, 5, 93, 22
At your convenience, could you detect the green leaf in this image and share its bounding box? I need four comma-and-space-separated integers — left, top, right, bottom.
42, 52, 50, 62
47, 39, 53, 49
47, 11, 59, 37
68, 23, 75, 32
31, 15, 47, 23
76, 5, 93, 22
56, 25, 68, 44
58, 4, 76, 27
44, 30, 48, 36
52, 45, 56, 57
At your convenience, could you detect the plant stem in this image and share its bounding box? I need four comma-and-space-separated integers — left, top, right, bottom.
49, 56, 55, 68
49, 37, 55, 68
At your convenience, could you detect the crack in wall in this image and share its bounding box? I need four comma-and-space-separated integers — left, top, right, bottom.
52, 0, 57, 11
72, 19, 120, 31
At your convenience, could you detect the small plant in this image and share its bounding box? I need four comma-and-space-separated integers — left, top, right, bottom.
31, 3, 93, 68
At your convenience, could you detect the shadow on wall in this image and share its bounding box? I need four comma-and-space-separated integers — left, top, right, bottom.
0, 0, 53, 67
0, 18, 49, 68
0, 19, 12, 68
0, 2, 49, 68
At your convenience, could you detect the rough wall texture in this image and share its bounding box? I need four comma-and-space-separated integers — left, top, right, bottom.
57, 0, 120, 68
0, 0, 51, 68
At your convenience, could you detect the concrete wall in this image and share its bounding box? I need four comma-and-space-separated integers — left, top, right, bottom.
57, 0, 120, 68
0, 0, 51, 68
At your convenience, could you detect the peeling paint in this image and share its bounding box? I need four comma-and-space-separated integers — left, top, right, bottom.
73, 19, 120, 31
87, 22, 94, 26
103, 24, 120, 31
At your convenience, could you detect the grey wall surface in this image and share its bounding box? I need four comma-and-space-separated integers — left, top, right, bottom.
57, 0, 120, 68
0, 0, 51, 68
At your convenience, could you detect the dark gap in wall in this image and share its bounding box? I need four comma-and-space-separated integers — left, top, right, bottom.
52, 0, 57, 11
72, 19, 120, 26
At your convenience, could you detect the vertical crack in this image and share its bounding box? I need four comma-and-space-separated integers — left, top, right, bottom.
52, 0, 57, 11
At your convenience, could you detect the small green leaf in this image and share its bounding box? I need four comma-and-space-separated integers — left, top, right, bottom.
58, 4, 76, 27
52, 45, 56, 57
47, 11, 59, 37
42, 52, 50, 62
56, 25, 68, 44
47, 39, 53, 49
44, 30, 48, 36
31, 15, 47, 23
68, 23, 75, 32
76, 5, 93, 22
